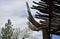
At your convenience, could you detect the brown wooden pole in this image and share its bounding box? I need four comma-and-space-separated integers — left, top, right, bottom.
42, 29, 50, 39
45, 0, 53, 39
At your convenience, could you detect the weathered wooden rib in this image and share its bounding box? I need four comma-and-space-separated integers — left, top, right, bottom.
40, 18, 60, 22
33, 1, 48, 7
35, 14, 49, 18
26, 2, 41, 28
35, 16, 49, 20
35, 13, 60, 19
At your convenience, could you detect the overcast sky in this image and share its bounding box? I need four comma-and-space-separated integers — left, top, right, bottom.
0, 0, 40, 28
0, 0, 27, 28
0, 0, 42, 39
0, 0, 60, 39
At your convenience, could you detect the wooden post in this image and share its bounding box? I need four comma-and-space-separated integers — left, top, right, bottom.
42, 29, 50, 39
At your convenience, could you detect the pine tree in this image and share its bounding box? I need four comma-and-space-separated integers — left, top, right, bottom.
1, 19, 13, 39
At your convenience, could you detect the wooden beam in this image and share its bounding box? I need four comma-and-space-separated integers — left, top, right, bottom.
42, 29, 50, 39
26, 2, 41, 28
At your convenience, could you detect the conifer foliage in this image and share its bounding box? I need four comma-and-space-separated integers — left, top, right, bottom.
1, 19, 13, 39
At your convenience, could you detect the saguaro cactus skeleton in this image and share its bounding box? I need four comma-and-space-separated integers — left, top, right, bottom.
26, 0, 60, 39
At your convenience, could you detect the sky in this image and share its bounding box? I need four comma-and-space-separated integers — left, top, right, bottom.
0, 0, 40, 28
0, 0, 42, 39
0, 0, 28, 28
0, 0, 60, 39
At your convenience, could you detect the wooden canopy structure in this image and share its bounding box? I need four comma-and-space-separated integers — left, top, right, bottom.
26, 0, 60, 39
